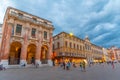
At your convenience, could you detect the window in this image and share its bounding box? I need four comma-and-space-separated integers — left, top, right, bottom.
57, 42, 60, 48
12, 27, 14, 35
65, 41, 67, 47
18, 13, 23, 18
70, 42, 72, 48
32, 18, 37, 22
44, 31, 47, 39
31, 28, 36, 38
77, 45, 79, 49
74, 43, 75, 49
18, 13, 23, 16
16, 24, 22, 36
44, 21, 47, 24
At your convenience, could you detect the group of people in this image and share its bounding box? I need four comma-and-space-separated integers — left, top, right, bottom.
0, 64, 6, 71
80, 61, 86, 71
61, 61, 71, 70
60, 61, 86, 71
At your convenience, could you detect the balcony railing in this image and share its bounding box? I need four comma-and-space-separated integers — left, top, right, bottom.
10, 11, 53, 28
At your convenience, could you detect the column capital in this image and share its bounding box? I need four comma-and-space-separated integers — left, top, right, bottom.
7, 18, 14, 25
7, 22, 14, 27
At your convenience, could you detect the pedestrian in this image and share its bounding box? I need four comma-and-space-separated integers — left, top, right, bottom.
31, 57, 35, 65
111, 61, 114, 69
80, 62, 83, 71
21, 63, 26, 67
73, 62, 76, 68
63, 61, 66, 70
35, 63, 39, 68
0, 64, 6, 71
66, 62, 70, 70
82, 61, 86, 72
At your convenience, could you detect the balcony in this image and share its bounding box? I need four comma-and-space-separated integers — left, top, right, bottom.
9, 11, 53, 28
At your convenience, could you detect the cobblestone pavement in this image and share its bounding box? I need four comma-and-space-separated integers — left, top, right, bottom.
0, 63, 120, 80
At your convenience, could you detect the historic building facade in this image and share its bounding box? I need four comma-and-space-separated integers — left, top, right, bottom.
0, 24, 2, 49
0, 7, 54, 67
108, 46, 120, 61
102, 48, 111, 62
53, 32, 103, 65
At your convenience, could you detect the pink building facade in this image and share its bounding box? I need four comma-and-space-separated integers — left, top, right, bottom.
0, 7, 54, 68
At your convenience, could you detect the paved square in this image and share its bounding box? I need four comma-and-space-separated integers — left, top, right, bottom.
0, 63, 120, 80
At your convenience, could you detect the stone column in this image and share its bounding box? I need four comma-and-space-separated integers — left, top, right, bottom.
48, 32, 53, 66
0, 22, 13, 68
35, 30, 42, 66
20, 27, 29, 66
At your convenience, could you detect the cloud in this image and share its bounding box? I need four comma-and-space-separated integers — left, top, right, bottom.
0, 0, 120, 48
0, 0, 16, 23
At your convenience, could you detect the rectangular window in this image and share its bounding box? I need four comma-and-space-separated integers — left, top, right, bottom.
74, 43, 75, 49
44, 31, 47, 39
65, 41, 67, 47
57, 42, 60, 48
31, 28, 36, 38
12, 27, 14, 35
70, 42, 72, 48
16, 24, 22, 36
18, 13, 23, 18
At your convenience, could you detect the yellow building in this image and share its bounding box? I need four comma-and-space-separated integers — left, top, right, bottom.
0, 7, 54, 68
53, 32, 103, 65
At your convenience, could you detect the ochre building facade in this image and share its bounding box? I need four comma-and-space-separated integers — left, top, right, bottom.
53, 32, 103, 65
0, 7, 54, 67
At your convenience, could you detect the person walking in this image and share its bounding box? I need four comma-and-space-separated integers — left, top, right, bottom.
66, 61, 70, 70
63, 61, 66, 70
82, 61, 86, 72
31, 57, 35, 65
111, 61, 115, 69
73, 62, 76, 68
80, 62, 83, 71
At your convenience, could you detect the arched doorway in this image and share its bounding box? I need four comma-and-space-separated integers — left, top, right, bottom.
27, 44, 36, 64
9, 42, 21, 65
41, 45, 48, 64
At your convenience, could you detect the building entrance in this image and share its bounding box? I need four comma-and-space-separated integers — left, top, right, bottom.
9, 42, 21, 65
41, 45, 48, 64
27, 44, 36, 64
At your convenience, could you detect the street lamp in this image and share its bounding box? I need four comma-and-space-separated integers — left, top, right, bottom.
69, 32, 73, 36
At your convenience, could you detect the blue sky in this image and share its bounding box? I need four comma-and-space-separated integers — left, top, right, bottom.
0, 0, 120, 48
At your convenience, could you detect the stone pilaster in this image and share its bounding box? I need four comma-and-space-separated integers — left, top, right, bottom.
20, 27, 29, 66
48, 32, 53, 66
35, 30, 42, 66
0, 22, 13, 68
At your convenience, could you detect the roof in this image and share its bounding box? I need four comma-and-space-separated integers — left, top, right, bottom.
53, 31, 103, 49
53, 31, 84, 41
7, 7, 52, 23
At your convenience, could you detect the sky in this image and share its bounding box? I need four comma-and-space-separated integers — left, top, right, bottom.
0, 0, 120, 48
